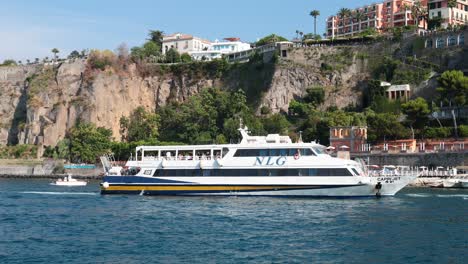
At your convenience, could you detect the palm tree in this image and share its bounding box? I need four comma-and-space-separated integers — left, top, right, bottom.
295, 30, 300, 39
447, 0, 457, 27
310, 10, 320, 38
354, 11, 366, 33
35, 58, 39, 64
26, 59, 30, 64
51, 48, 59, 61
402, 3, 410, 26
338, 8, 352, 34
413, 0, 429, 29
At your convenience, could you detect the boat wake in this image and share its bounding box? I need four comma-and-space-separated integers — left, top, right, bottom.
405, 193, 432, 198
19, 191, 98, 196
406, 193, 468, 199
436, 194, 468, 199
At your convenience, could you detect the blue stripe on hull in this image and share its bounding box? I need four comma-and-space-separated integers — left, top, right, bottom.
103, 176, 191, 184
101, 184, 366, 195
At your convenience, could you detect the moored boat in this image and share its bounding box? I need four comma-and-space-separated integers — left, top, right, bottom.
51, 174, 87, 186
100, 125, 417, 197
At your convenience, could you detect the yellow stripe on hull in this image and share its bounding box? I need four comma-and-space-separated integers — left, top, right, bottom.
102, 185, 309, 192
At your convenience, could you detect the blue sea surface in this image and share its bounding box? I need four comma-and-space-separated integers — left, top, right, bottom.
0, 178, 467, 264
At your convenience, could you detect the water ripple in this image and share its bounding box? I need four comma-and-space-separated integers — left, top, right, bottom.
0, 180, 467, 264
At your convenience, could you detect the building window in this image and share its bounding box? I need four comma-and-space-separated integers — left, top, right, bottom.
438, 11, 441, 17
460, 34, 465, 45
175, 42, 178, 49
436, 38, 445, 48
184, 41, 188, 49
448, 36, 457, 46
426, 39, 433, 48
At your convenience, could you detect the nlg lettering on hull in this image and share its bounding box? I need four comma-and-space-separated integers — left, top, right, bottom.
254, 156, 287, 166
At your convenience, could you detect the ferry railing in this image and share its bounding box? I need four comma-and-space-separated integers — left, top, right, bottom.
367, 168, 420, 177
141, 155, 222, 161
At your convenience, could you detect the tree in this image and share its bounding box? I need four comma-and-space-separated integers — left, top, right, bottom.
51, 48, 59, 61
304, 86, 325, 106
69, 122, 113, 163
87, 49, 116, 70
56, 138, 71, 160
309, 10, 320, 37
35, 58, 39, 63
165, 48, 181, 63
303, 33, 320, 40
436, 70, 468, 106
411, 1, 428, 29
115, 43, 129, 60
262, 113, 290, 134
353, 11, 366, 32
402, 97, 430, 139
447, 0, 457, 27
338, 8, 351, 20
80, 49, 88, 58
68, 50, 80, 59
26, 59, 30, 64
256, 34, 288, 46
1, 59, 17, 66
147, 30, 164, 47
366, 112, 410, 142
180, 53, 192, 63
120, 107, 160, 142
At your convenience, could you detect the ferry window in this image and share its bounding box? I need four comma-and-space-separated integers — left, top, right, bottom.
202, 169, 211, 176
312, 147, 326, 155
153, 170, 161, 177
222, 148, 230, 157
279, 149, 288, 156
317, 168, 353, 176
259, 149, 268, 156
299, 169, 309, 176
300, 149, 314, 156
309, 169, 317, 176
351, 168, 360, 175
143, 170, 152, 175
288, 149, 297, 156
269, 149, 278, 156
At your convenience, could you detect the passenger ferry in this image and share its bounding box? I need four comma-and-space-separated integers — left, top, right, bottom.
100, 125, 416, 197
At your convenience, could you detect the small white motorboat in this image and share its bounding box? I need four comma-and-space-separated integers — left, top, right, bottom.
51, 174, 87, 186
459, 180, 468, 188
442, 178, 462, 188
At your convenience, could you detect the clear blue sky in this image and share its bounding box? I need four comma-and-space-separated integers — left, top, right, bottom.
0, 0, 372, 61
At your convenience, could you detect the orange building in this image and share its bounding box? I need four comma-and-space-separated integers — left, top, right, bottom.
326, 0, 428, 39
329, 127, 368, 153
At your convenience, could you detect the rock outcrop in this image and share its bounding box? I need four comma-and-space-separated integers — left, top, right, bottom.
2, 43, 442, 150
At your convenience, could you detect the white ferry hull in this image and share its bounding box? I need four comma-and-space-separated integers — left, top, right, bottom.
101, 175, 414, 197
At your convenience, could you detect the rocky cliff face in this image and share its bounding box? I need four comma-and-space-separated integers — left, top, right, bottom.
0, 46, 390, 150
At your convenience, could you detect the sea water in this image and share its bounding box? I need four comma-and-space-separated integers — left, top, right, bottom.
0, 179, 466, 264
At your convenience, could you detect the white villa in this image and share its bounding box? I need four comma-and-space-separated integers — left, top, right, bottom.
162, 33, 211, 55
190, 38, 252, 61
381, 81, 411, 101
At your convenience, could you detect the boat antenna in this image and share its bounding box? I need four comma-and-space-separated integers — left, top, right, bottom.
298, 131, 303, 143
